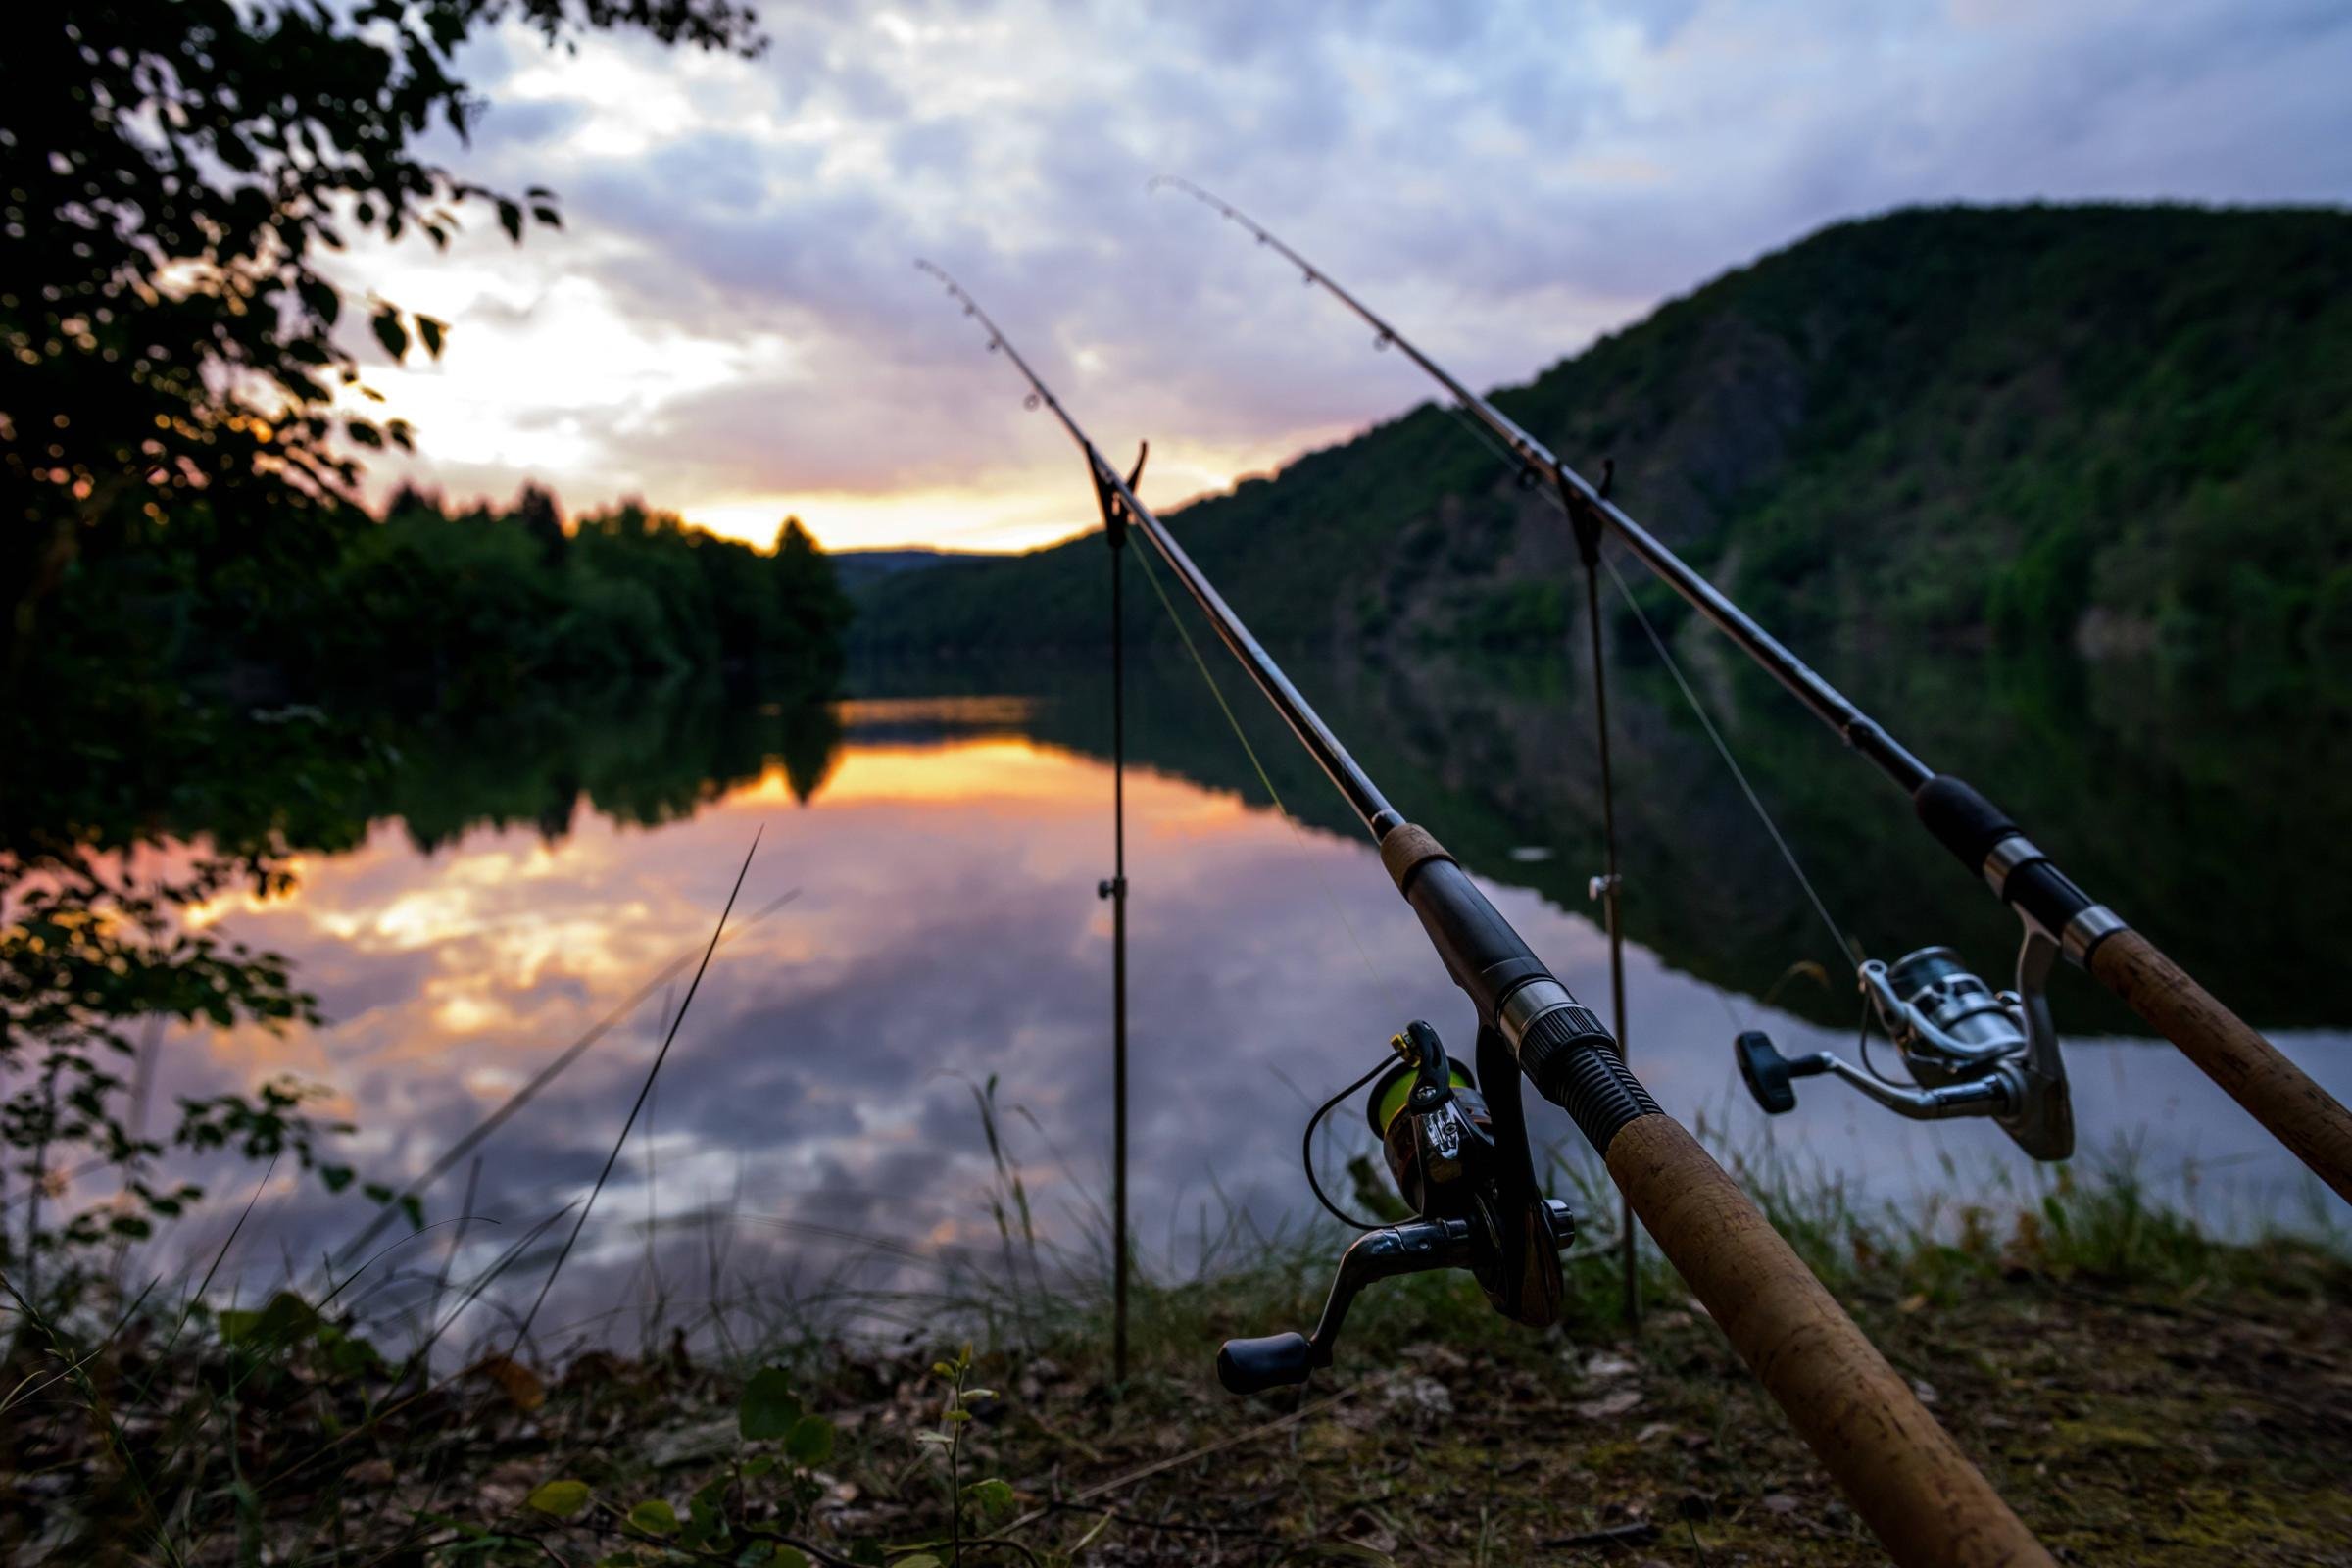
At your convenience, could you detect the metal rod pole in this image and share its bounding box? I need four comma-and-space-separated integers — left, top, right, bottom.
1108, 507, 1130, 1386
1579, 542, 1638, 1332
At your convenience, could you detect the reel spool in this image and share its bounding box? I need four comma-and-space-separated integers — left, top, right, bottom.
1365, 1021, 1491, 1215
1733, 940, 2074, 1160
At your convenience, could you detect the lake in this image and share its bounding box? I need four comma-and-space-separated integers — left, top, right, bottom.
119, 640, 2352, 1356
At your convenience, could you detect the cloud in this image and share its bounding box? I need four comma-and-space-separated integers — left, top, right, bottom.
358, 0, 2352, 550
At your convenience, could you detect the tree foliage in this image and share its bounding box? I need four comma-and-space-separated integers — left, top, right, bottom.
1, 0, 773, 1301
1, 0, 762, 685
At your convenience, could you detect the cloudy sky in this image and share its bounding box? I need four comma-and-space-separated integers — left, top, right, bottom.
353, 0, 2352, 553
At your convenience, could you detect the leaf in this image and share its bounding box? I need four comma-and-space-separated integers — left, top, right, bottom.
738, 1366, 801, 1441
370, 308, 408, 360
532, 204, 562, 229
416, 316, 447, 359
318, 1163, 355, 1192
962, 1478, 1014, 1519
527, 1480, 591, 1518
783, 1414, 832, 1466
498, 198, 523, 242
298, 278, 341, 326
627, 1499, 679, 1537
895, 1558, 942, 1568
473, 1354, 545, 1412
770, 1550, 809, 1568
220, 1292, 318, 1347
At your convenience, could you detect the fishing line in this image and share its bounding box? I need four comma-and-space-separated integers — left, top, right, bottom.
1598, 549, 1858, 970
1125, 541, 1403, 1018
1300, 1053, 1397, 1231
1126, 538, 1419, 1220
1428, 395, 1860, 973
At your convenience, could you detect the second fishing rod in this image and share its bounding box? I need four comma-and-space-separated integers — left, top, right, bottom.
918, 260, 2053, 1568
1153, 175, 2352, 1207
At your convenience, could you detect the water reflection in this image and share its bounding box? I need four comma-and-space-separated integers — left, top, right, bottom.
134, 653, 2352, 1350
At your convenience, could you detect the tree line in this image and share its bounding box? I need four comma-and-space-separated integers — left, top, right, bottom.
276, 483, 850, 707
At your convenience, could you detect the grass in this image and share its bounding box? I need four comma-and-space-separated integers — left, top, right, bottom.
4, 1097, 2345, 1566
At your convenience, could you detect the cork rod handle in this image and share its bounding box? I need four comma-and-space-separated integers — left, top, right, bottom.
1606, 1114, 2053, 1568
2088, 928, 2352, 1206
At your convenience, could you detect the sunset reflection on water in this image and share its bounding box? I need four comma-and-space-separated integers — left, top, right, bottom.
131, 694, 2352, 1350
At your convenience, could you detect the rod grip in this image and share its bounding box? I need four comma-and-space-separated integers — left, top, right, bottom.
1605, 1114, 2052, 1568
2087, 928, 2352, 1206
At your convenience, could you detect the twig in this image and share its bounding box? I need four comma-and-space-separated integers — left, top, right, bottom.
1033, 1494, 1289, 1544
1000, 1373, 1391, 1537
1540, 1520, 1659, 1549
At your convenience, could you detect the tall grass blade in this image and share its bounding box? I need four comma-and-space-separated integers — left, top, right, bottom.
507, 829, 763, 1355
335, 884, 802, 1264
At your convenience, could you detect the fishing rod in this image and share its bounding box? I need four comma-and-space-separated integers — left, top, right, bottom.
918, 260, 2052, 1568
1153, 176, 2352, 1204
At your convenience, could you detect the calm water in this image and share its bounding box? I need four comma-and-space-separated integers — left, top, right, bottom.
126, 644, 2352, 1350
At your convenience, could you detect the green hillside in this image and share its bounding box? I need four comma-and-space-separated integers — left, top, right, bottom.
855, 205, 2352, 661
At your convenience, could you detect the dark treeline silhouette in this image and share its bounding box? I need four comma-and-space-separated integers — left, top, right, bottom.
302, 483, 854, 705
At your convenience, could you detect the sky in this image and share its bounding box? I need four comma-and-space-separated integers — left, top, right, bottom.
351, 0, 2352, 554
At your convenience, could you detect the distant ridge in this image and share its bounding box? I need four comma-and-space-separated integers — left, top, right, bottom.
854, 203, 2352, 664
832, 547, 997, 597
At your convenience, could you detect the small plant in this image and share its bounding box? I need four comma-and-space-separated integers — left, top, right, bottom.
523, 1363, 841, 1565
902, 1344, 1014, 1567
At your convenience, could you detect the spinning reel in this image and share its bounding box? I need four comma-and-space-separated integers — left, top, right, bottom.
1733, 934, 2074, 1161
1218, 1020, 1576, 1395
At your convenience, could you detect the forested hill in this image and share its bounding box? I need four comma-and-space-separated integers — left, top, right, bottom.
853, 205, 2352, 662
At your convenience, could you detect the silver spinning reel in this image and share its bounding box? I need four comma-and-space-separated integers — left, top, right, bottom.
1732, 933, 2074, 1160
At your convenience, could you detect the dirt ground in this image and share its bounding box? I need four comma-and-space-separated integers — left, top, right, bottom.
513, 1270, 2352, 1565
9, 1255, 2349, 1564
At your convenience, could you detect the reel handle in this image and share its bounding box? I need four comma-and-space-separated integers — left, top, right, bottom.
1735, 1029, 1827, 1114
1216, 1332, 1318, 1395
1214, 1204, 1574, 1396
